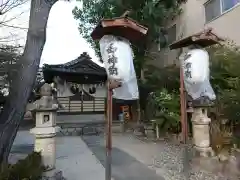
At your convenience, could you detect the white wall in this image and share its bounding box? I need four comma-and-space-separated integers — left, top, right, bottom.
149, 0, 240, 67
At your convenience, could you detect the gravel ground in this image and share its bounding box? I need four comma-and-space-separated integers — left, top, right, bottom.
110, 134, 237, 180
148, 140, 221, 180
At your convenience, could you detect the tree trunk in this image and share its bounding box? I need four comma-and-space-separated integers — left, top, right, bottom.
0, 0, 57, 165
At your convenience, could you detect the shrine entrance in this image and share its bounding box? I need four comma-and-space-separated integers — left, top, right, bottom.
57, 91, 105, 115
42, 52, 107, 129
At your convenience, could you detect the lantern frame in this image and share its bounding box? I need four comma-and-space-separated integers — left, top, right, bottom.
90, 12, 148, 180
169, 28, 224, 144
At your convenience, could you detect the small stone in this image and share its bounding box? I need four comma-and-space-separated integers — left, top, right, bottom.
218, 153, 229, 162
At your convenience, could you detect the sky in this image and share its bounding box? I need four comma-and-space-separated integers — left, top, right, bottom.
0, 0, 102, 67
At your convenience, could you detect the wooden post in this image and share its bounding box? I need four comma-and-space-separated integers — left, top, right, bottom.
180, 68, 187, 143
180, 65, 190, 178
81, 86, 84, 112
68, 98, 70, 113
105, 80, 121, 180
105, 81, 113, 180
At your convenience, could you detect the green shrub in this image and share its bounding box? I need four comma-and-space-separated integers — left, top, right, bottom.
143, 41, 240, 137
146, 88, 181, 133
208, 43, 240, 122
0, 152, 44, 180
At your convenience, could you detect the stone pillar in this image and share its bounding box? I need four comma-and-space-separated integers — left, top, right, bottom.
191, 108, 214, 157
30, 83, 60, 177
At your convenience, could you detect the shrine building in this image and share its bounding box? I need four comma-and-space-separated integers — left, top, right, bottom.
42, 52, 137, 122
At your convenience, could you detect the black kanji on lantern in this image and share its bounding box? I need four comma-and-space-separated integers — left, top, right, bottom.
106, 42, 118, 76
106, 43, 117, 54
184, 53, 192, 61
108, 54, 118, 64
185, 70, 192, 79
185, 62, 192, 79
185, 62, 192, 69
108, 66, 118, 75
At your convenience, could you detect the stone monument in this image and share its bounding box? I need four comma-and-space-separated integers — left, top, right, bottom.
30, 83, 61, 178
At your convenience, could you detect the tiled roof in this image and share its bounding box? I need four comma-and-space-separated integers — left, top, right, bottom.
43, 52, 89, 68
42, 52, 107, 84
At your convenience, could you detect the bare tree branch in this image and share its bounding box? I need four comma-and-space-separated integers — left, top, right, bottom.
0, 10, 27, 24
0, 37, 24, 42
0, 0, 29, 42
0, 23, 28, 30
0, 0, 28, 15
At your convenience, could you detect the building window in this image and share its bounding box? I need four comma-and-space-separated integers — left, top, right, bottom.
205, 0, 221, 22
222, 0, 240, 11
205, 0, 240, 22
167, 24, 176, 45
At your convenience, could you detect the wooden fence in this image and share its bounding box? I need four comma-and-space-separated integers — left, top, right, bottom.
57, 92, 105, 114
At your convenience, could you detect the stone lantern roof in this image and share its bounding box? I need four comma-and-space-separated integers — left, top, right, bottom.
28, 83, 58, 112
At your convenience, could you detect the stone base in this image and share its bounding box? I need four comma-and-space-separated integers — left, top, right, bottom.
30, 126, 60, 137
34, 136, 56, 170
193, 146, 215, 157
42, 170, 64, 180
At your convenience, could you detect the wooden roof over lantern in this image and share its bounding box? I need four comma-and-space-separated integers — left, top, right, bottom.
169, 28, 224, 50
91, 12, 148, 43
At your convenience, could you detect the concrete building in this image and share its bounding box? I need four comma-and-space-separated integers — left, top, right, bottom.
150, 0, 240, 67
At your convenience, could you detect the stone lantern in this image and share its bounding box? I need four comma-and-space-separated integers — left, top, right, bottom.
30, 83, 60, 177
191, 107, 213, 156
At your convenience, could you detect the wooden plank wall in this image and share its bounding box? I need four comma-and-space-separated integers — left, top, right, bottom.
57, 97, 105, 113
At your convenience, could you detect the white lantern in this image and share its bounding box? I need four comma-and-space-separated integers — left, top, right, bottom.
99, 35, 139, 100
180, 48, 216, 100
